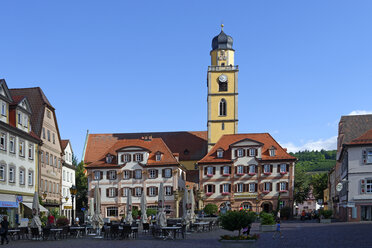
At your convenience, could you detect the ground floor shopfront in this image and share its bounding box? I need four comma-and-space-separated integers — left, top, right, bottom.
339, 202, 372, 222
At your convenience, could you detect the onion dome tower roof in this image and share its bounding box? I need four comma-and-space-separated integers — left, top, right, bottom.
212, 24, 233, 50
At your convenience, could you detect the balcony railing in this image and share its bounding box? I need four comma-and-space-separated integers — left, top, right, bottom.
208, 65, 239, 71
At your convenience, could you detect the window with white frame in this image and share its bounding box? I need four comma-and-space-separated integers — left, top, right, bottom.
122, 188, 129, 197
237, 149, 243, 157
108, 170, 117, 180
123, 170, 130, 179
107, 207, 118, 217
249, 148, 256, 157
108, 188, 116, 197
0, 132, 6, 150
280, 164, 287, 173
236, 165, 244, 174
366, 151, 372, 164
249, 183, 256, 193
164, 169, 172, 178
366, 179, 372, 193
47, 130, 50, 142
46, 153, 49, 165
217, 149, 224, 158
19, 169, 25, 185
0, 165, 5, 181
134, 170, 142, 179
155, 153, 161, 161
165, 186, 172, 196
270, 149, 275, 157
9, 136, 15, 153
18, 112, 22, 125
236, 183, 244, 193
280, 182, 287, 191
9, 167, 15, 183
264, 164, 271, 174
149, 169, 157, 179
206, 184, 214, 193
94, 171, 101, 180
1, 102, 5, 116
264, 182, 271, 192
28, 144, 34, 160
123, 154, 130, 162
135, 153, 143, 162
149, 187, 157, 196
223, 166, 230, 175
249, 165, 255, 174
207, 166, 213, 176
24, 115, 28, 127
222, 184, 230, 193
135, 187, 142, 196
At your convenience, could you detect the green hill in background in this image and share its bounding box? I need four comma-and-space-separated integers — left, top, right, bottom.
290, 150, 336, 172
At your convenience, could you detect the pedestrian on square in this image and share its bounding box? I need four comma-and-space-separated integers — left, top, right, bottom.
272, 217, 283, 239
0, 216, 9, 245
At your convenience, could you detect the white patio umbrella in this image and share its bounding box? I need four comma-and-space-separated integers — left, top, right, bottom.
156, 183, 167, 227
189, 188, 196, 223
125, 189, 133, 225
182, 188, 190, 225
30, 191, 42, 232
140, 191, 147, 224
87, 198, 94, 222
91, 185, 103, 231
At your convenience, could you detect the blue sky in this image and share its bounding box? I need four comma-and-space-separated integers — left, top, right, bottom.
1, 0, 372, 160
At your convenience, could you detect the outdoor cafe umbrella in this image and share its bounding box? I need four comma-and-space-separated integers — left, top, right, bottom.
91, 185, 103, 230
182, 188, 190, 225
189, 188, 196, 223
125, 189, 133, 225
140, 191, 148, 224
156, 182, 167, 227
30, 191, 42, 232
87, 198, 94, 222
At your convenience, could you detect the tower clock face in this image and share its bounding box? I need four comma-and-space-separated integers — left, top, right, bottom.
219, 74, 228, 83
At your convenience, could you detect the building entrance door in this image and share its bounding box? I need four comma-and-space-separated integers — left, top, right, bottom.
361, 206, 372, 221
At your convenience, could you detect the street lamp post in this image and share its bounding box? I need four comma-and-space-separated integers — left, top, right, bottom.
70, 185, 77, 225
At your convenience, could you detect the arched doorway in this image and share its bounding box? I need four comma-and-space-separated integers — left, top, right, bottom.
261, 202, 273, 213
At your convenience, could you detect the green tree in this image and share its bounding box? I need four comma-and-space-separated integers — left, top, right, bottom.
220, 211, 256, 236
75, 160, 88, 214
294, 166, 311, 204
203, 203, 218, 216
311, 173, 328, 201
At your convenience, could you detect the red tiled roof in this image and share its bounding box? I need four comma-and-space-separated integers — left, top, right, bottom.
84, 131, 207, 163
85, 137, 179, 168
347, 128, 372, 145
10, 95, 26, 106
198, 133, 296, 164
61, 140, 69, 150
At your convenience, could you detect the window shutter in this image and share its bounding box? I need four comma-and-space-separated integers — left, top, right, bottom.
270, 183, 272, 191
244, 184, 248, 192
255, 149, 258, 156
155, 187, 158, 195
220, 185, 223, 193
204, 185, 207, 193
255, 165, 258, 173
115, 188, 118, 196
234, 184, 237, 192
132, 188, 135, 196
133, 154, 136, 161
106, 188, 109, 197
213, 185, 216, 193
204, 167, 207, 175
286, 164, 289, 172
244, 166, 248, 174
228, 184, 231, 192
276, 183, 279, 191
106, 171, 110, 180
147, 187, 150, 196
243, 149, 246, 156
156, 170, 159, 178
363, 150, 367, 164
277, 165, 280, 173
171, 187, 174, 195
234, 149, 237, 158
286, 182, 289, 190
220, 167, 223, 174
361, 179, 366, 194
270, 164, 273, 172
128, 154, 131, 162
100, 171, 103, 180
213, 167, 216, 175
229, 166, 231, 174
121, 188, 124, 196
255, 183, 258, 192
140, 154, 143, 161
162, 169, 165, 177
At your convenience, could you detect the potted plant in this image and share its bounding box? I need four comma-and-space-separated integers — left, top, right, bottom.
259, 212, 276, 232
219, 210, 258, 248
319, 209, 333, 224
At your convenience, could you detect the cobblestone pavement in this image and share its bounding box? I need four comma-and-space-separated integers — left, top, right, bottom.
3, 221, 372, 248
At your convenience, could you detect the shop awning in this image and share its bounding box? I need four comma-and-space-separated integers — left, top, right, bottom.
22, 202, 49, 212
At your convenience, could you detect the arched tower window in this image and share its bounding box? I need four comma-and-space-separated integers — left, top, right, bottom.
219, 99, 227, 116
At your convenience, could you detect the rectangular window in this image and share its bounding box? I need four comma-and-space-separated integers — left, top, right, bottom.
47, 109, 51, 118
223, 166, 230, 175
0, 165, 5, 181
122, 188, 129, 197
56, 183, 59, 193
236, 183, 244, 193
249, 165, 256, 174
249, 148, 256, 157
108, 188, 116, 197
1, 102, 6, 116
149, 187, 157, 196
0, 132, 6, 150
123, 170, 130, 179
42, 128, 46, 139
366, 179, 372, 193
52, 133, 55, 144
18, 112, 22, 125
206, 184, 214, 193
19, 169, 25, 185
207, 166, 214, 176
156, 153, 161, 161
222, 184, 230, 193
107, 207, 118, 217
24, 115, 28, 127
280, 182, 287, 191
249, 183, 256, 193
28, 144, 34, 160
94, 171, 101, 180
19, 140, 25, 157
9, 167, 15, 183
280, 164, 287, 173
135, 153, 143, 162
165, 186, 172, 196
108, 170, 117, 180
46, 153, 49, 165
237, 149, 243, 157
264, 182, 271, 192
47, 130, 50, 142
236, 165, 244, 174
264, 164, 271, 174
135, 187, 142, 196
149, 169, 157, 179
49, 155, 53, 166
123, 154, 130, 162
164, 169, 172, 178
9, 136, 15, 153
367, 151, 372, 164
270, 149, 275, 157
217, 150, 223, 158
134, 170, 142, 179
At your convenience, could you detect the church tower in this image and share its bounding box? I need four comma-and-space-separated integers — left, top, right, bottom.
207, 25, 238, 150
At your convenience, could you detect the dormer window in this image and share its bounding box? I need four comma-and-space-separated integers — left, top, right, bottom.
249, 148, 256, 157
269, 147, 276, 157
122, 154, 131, 163
237, 149, 244, 157
217, 149, 224, 158
134, 153, 143, 162
106, 154, 114, 164
155, 153, 162, 161
1, 102, 6, 116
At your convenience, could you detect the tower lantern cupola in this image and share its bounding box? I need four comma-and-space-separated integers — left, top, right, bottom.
212, 25, 234, 50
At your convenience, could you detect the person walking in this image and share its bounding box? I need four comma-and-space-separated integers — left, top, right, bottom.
0, 216, 9, 245
272, 217, 283, 239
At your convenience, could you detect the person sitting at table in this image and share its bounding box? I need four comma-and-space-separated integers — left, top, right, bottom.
74, 217, 80, 226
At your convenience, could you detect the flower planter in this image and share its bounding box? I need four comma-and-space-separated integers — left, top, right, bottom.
248, 173, 256, 176
320, 218, 331, 224
260, 224, 276, 232
280, 172, 287, 175
263, 172, 271, 175
220, 239, 257, 248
